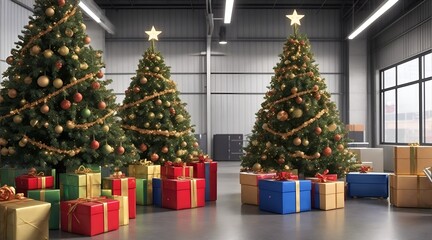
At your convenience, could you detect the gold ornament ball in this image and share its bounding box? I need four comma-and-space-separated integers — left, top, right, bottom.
181, 141, 187, 147
70, 77, 77, 82
45, 7, 55, 17
193, 142, 199, 148
71, 54, 78, 60
0, 138, 7, 146
154, 67, 160, 72
65, 28, 74, 37
289, 73, 295, 79
164, 101, 171, 107
53, 78, 63, 88
175, 114, 184, 123
174, 158, 182, 163
262, 123, 268, 129
252, 163, 262, 172
155, 123, 161, 129
314, 152, 321, 158
80, 62, 88, 70
292, 108, 303, 118
66, 120, 75, 129
55, 125, 63, 134
251, 140, 258, 146
302, 139, 309, 146
43, 122, 49, 128
293, 137, 302, 146
156, 56, 161, 61
155, 99, 162, 106
1, 148, 9, 156
13, 115, 23, 124
24, 76, 32, 84
277, 110, 289, 121
291, 87, 298, 94
58, 46, 69, 56
30, 45, 41, 55
129, 114, 136, 120
8, 89, 17, 98
8, 147, 15, 155
37, 75, 50, 87
328, 123, 337, 132
148, 112, 155, 119
81, 23, 87, 30
14, 75, 21, 82
74, 46, 81, 53
140, 77, 148, 84
176, 150, 184, 156
19, 140, 27, 147
102, 125, 110, 132
6, 56, 14, 65
40, 104, 50, 114
337, 144, 345, 151
156, 113, 164, 119
261, 155, 267, 161
30, 119, 39, 127
143, 122, 150, 128
265, 141, 271, 148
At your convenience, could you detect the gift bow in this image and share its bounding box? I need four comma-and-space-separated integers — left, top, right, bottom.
197, 155, 212, 163
274, 171, 297, 181
359, 165, 371, 173
315, 169, 332, 183
139, 159, 153, 166
75, 165, 93, 174
164, 161, 184, 167
27, 167, 45, 177
0, 185, 25, 201
110, 171, 125, 178
409, 142, 420, 147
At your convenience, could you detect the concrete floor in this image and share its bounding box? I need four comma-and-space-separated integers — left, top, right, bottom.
51, 162, 432, 240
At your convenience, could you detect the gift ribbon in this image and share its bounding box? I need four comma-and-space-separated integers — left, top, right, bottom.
1, 198, 37, 240
121, 178, 129, 196
26, 168, 47, 189
139, 159, 153, 166
315, 169, 335, 183
39, 190, 45, 202
67, 197, 109, 232
274, 172, 297, 181
409, 143, 419, 174
295, 181, 300, 212
359, 165, 371, 173
190, 179, 198, 208
0, 185, 16, 201
75, 165, 93, 174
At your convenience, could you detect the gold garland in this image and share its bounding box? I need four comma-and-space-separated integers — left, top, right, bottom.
0, 73, 94, 121
20, 3, 79, 56
263, 108, 328, 138
73, 109, 114, 129
23, 135, 81, 156
122, 124, 191, 137
265, 89, 317, 109
118, 89, 176, 111
288, 151, 318, 160
143, 72, 176, 85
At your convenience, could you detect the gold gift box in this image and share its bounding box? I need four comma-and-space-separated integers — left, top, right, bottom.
394, 146, 432, 175
313, 181, 345, 210
128, 165, 161, 179
390, 174, 432, 208
108, 195, 129, 226
239, 172, 276, 205
0, 199, 50, 240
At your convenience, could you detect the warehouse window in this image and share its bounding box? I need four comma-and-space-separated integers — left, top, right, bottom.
380, 51, 432, 144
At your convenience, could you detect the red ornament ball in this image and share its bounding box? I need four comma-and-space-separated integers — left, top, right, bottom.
92, 81, 101, 90
161, 146, 169, 153
150, 153, 159, 162
58, 0, 65, 7
55, 61, 63, 70
6, 56, 14, 65
98, 101, 106, 110
139, 143, 148, 152
133, 87, 140, 93
7, 89, 17, 98
90, 140, 100, 150
314, 127, 322, 135
96, 71, 104, 79
116, 146, 125, 155
169, 107, 176, 116
323, 147, 332, 157
40, 104, 50, 114
295, 97, 303, 104
73, 92, 83, 103
60, 99, 71, 110
84, 36, 91, 44
334, 134, 342, 141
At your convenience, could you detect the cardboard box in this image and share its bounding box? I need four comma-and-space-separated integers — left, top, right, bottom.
311, 181, 345, 210
394, 146, 432, 175
239, 172, 276, 205
0, 199, 50, 240
346, 172, 389, 198
162, 178, 205, 210
103, 177, 136, 219
27, 189, 60, 229
390, 175, 432, 208
60, 198, 119, 236
258, 179, 312, 214
187, 161, 217, 201
59, 172, 101, 200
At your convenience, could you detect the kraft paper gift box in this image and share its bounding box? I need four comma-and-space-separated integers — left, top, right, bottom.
27, 189, 60, 229
0, 198, 50, 240
390, 175, 432, 208
187, 161, 218, 201
258, 179, 312, 214
394, 145, 432, 175
161, 165, 193, 179
346, 172, 389, 198
59, 171, 101, 200
60, 198, 120, 236
239, 172, 276, 205
152, 178, 162, 207
311, 181, 345, 210
162, 178, 205, 210
136, 178, 154, 205
128, 163, 161, 179
103, 177, 136, 219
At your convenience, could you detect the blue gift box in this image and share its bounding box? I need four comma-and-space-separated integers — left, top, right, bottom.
346, 172, 389, 198
152, 178, 162, 207
258, 179, 311, 214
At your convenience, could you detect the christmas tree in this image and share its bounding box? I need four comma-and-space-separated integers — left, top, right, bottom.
0, 0, 138, 169
118, 26, 202, 165
241, 10, 354, 177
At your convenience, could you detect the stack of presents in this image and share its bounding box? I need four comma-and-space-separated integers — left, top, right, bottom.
240, 145, 432, 214
0, 156, 217, 238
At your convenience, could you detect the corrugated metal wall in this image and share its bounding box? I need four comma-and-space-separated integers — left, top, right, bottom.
104, 8, 346, 137
0, 0, 34, 75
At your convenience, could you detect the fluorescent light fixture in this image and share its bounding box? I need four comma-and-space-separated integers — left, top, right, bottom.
79, 2, 101, 23
224, 0, 234, 24
219, 26, 227, 44
348, 0, 398, 39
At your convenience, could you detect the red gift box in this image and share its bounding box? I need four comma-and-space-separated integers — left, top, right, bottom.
60, 198, 119, 236
187, 161, 218, 201
15, 175, 54, 195
102, 177, 136, 219
162, 178, 205, 210
161, 165, 193, 179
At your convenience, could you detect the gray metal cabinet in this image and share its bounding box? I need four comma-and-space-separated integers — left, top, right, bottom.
213, 134, 243, 161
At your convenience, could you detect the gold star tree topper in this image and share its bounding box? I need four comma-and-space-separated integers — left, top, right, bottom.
145, 26, 162, 41
286, 10, 304, 26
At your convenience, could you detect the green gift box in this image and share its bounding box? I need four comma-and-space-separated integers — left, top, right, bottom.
0, 168, 27, 187
59, 172, 101, 200
101, 189, 112, 197
27, 189, 60, 229
136, 178, 153, 205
